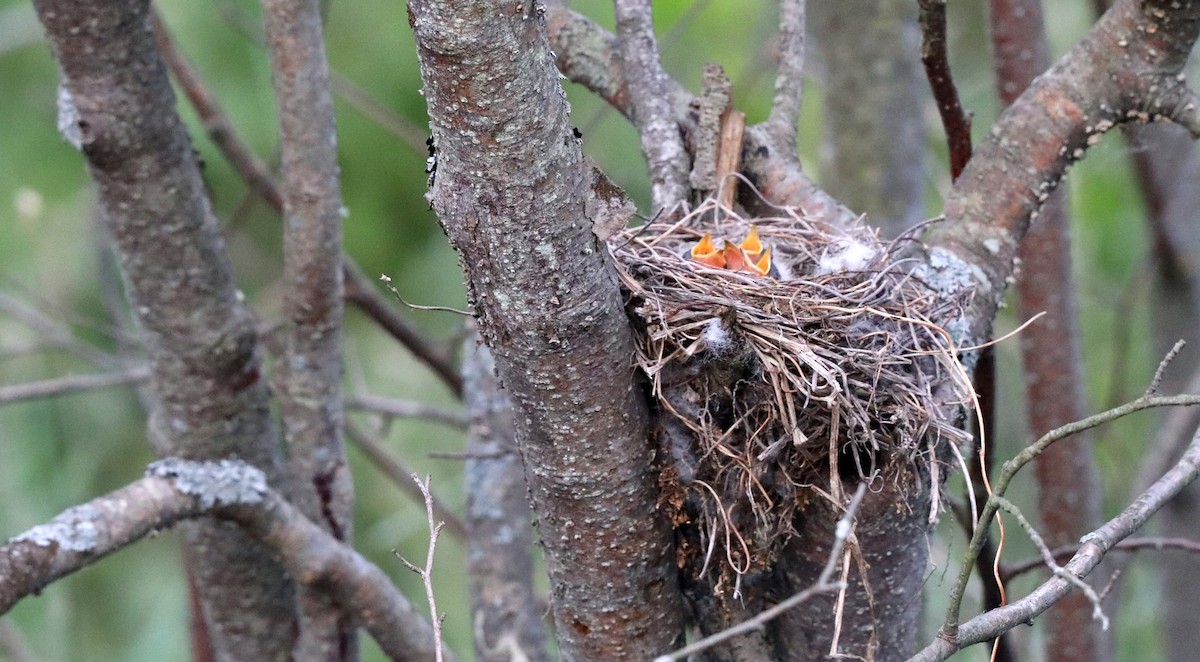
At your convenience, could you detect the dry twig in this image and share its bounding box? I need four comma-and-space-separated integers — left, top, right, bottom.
398, 474, 448, 662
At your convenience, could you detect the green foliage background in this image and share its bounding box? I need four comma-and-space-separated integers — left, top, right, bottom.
0, 1, 1176, 660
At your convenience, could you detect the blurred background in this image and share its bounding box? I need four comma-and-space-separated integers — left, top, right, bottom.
0, 0, 1183, 659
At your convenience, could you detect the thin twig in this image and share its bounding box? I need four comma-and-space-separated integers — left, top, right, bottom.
344, 422, 467, 541
1146, 339, 1186, 397
0, 366, 149, 406
654, 483, 869, 662
917, 0, 972, 180
938, 391, 1200, 638
345, 394, 467, 429
1002, 536, 1200, 580
994, 497, 1110, 631
399, 474, 447, 662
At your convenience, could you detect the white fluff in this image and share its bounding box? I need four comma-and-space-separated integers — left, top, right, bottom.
815, 239, 878, 276
701, 317, 734, 356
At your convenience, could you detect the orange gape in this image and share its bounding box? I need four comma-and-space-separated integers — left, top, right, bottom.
689, 227, 772, 276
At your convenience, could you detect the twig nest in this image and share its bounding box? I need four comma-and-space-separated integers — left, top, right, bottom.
609, 200, 972, 577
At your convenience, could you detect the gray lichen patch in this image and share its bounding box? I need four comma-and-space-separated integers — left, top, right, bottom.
12, 503, 102, 552
147, 458, 268, 508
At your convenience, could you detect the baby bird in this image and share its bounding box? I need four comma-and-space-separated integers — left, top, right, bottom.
689, 227, 774, 277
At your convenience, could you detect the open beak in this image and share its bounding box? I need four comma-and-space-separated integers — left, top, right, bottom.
691, 231, 726, 268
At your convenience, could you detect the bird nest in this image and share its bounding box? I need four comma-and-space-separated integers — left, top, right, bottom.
609, 200, 973, 577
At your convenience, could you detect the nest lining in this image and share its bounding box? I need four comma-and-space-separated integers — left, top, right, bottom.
609, 201, 972, 575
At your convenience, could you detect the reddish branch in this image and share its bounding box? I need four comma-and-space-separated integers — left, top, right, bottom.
407, 1, 684, 658
0, 459, 452, 662
32, 0, 296, 656
918, 0, 972, 179
990, 1, 1106, 659
928, 0, 1200, 350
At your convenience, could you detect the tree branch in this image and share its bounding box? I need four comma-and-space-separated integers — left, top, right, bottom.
1002, 536, 1200, 580
989, 1, 1107, 658
0, 459, 454, 662
764, 0, 806, 151
934, 391, 1200, 648
406, 2, 684, 657
918, 0, 972, 180
927, 0, 1200, 349
461, 332, 548, 662
911, 419, 1200, 660
343, 422, 468, 542
545, 3, 858, 223
33, 0, 296, 655
153, 12, 462, 398
344, 394, 467, 429
260, 0, 355, 653
0, 366, 148, 406
612, 0, 690, 210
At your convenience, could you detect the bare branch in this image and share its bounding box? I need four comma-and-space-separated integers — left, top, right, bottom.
764, 0, 806, 150
918, 0, 972, 180
934, 392, 1200, 649
0, 291, 122, 368
344, 264, 463, 397
993, 497, 1110, 632
461, 333, 548, 662
0, 366, 148, 406
1003, 537, 1200, 580
34, 0, 296, 654
545, 4, 857, 223
0, 459, 454, 662
260, 0, 355, 653
151, 10, 283, 212
343, 422, 468, 542
407, 1, 684, 656
329, 71, 429, 154
911, 418, 1200, 661
613, 0, 690, 210
401, 474, 447, 662
345, 394, 467, 429
989, 1, 1106, 657
155, 11, 461, 399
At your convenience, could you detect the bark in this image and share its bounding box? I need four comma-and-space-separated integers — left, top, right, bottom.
261, 0, 355, 657
462, 331, 549, 662
990, 1, 1108, 659
613, 0, 690, 210
407, 2, 685, 659
32, 1, 297, 658
1130, 121, 1200, 661
811, 0, 927, 235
